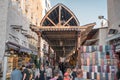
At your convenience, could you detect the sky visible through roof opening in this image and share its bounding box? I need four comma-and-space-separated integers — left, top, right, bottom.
50, 0, 107, 28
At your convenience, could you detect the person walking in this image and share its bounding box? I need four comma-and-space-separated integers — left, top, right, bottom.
45, 65, 52, 80
28, 66, 34, 80
39, 64, 46, 80
22, 65, 30, 80
50, 70, 59, 80
65, 68, 73, 79
64, 72, 71, 80
34, 68, 40, 80
116, 62, 120, 80
74, 69, 85, 80
71, 68, 77, 80
54, 65, 63, 80
10, 67, 22, 80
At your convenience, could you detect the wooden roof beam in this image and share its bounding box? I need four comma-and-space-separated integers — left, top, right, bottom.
58, 5, 61, 26
47, 17, 56, 26
63, 16, 73, 26
50, 44, 75, 46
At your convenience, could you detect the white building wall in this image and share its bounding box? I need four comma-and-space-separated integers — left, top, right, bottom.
7, 1, 29, 48
108, 0, 120, 32
42, 0, 51, 17
40, 0, 51, 62
99, 27, 108, 45
0, 0, 9, 60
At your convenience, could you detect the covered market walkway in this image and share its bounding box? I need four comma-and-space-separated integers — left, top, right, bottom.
30, 3, 96, 67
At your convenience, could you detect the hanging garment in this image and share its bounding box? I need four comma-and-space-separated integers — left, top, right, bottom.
94, 72, 97, 79
103, 45, 106, 52
95, 52, 98, 65
87, 57, 90, 66
86, 46, 89, 53
95, 66, 97, 72
98, 66, 101, 72
98, 52, 101, 66
101, 66, 104, 72
81, 46, 83, 53
105, 45, 109, 51
86, 66, 89, 72
87, 72, 91, 79
83, 46, 86, 53
83, 72, 87, 79
97, 73, 100, 80
105, 73, 108, 80
89, 46, 92, 53
99, 45, 103, 52
102, 73, 105, 80
108, 73, 111, 80
92, 66, 95, 72
91, 72, 94, 79
100, 72, 103, 80
89, 66, 92, 72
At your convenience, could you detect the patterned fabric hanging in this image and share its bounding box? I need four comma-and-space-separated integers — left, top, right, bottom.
80, 45, 117, 80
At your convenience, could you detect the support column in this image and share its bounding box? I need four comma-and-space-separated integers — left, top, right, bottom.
37, 32, 41, 60
77, 31, 81, 68
48, 45, 50, 64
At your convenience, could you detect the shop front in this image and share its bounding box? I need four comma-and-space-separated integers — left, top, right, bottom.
3, 41, 35, 80
106, 33, 120, 76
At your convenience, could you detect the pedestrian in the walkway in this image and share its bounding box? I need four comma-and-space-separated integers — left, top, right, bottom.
10, 67, 22, 80
45, 65, 52, 80
71, 68, 77, 80
28, 66, 34, 80
116, 62, 120, 80
50, 70, 59, 80
22, 65, 30, 80
34, 68, 40, 80
74, 69, 85, 80
66, 68, 73, 79
39, 64, 46, 80
54, 65, 63, 79
64, 72, 71, 80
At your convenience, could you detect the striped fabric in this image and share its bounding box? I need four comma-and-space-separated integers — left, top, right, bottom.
80, 45, 117, 80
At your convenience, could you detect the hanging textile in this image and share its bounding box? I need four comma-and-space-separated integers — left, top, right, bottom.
80, 45, 118, 80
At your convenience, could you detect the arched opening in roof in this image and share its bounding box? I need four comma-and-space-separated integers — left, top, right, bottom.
40, 3, 80, 26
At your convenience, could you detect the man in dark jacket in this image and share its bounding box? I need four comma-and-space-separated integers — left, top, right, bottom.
71, 68, 77, 80
22, 65, 30, 80
117, 63, 120, 80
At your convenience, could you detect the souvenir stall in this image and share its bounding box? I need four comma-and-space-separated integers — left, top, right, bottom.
5, 50, 30, 79
80, 45, 118, 80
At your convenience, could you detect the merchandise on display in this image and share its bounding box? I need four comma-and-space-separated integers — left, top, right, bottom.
80, 45, 118, 80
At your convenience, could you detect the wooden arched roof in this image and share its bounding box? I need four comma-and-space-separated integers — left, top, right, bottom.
30, 3, 96, 62
40, 3, 80, 26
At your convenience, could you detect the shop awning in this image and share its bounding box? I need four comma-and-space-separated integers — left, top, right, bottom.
6, 41, 20, 51
106, 33, 120, 41
85, 38, 99, 45
19, 47, 32, 53
6, 41, 37, 55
